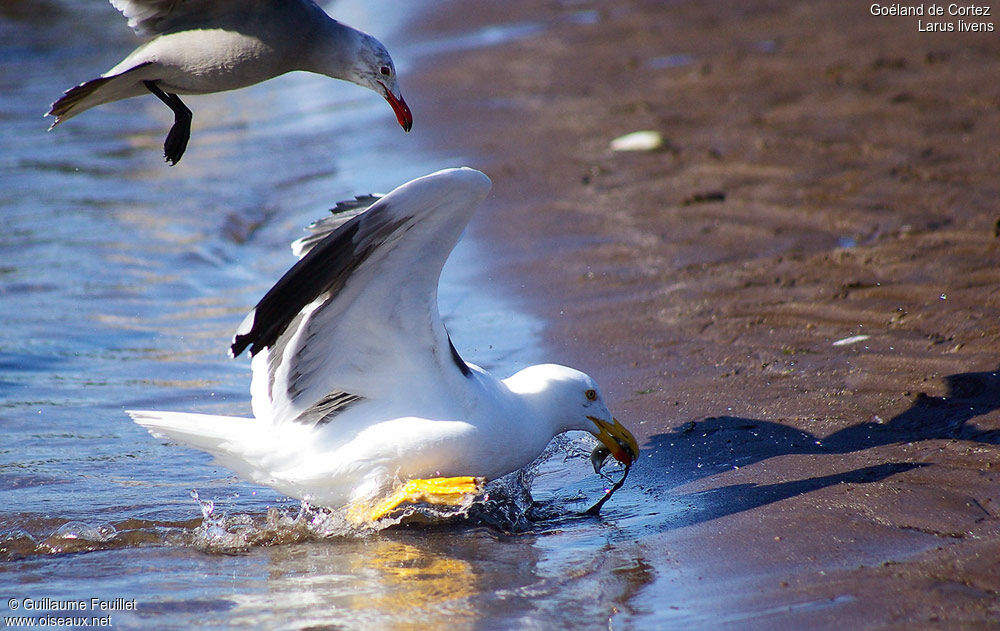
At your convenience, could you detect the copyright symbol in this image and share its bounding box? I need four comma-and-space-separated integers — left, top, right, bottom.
8, 598, 18, 610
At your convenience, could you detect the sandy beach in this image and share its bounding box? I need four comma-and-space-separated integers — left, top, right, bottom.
409, 1, 1000, 626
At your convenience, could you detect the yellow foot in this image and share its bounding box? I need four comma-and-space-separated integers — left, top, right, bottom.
351, 476, 486, 524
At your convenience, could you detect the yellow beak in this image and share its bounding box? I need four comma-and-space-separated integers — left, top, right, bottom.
587, 416, 639, 466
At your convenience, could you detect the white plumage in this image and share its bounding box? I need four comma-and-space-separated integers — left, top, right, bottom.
130, 168, 637, 511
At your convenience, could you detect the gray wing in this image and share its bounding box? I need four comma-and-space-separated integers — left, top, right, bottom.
231, 168, 491, 425
109, 0, 262, 35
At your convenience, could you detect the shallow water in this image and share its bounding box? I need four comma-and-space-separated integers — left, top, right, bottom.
0, 3, 702, 630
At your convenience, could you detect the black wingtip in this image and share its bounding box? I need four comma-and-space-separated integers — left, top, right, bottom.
231, 334, 251, 359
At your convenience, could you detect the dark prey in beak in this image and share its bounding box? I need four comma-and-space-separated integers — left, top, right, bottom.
583, 461, 631, 516
591, 443, 612, 473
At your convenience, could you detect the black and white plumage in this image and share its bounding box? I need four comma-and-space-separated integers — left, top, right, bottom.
129, 168, 638, 510
47, 0, 413, 164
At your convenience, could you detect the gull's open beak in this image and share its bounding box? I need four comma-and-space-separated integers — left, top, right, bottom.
587, 416, 639, 471
379, 82, 413, 132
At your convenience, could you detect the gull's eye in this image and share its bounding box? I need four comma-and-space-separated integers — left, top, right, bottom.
380, 66, 391, 76
585, 389, 598, 401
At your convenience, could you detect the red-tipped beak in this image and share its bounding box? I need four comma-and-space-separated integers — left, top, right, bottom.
380, 82, 413, 132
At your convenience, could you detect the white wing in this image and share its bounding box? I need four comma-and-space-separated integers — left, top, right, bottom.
108, 0, 272, 36
230, 167, 492, 425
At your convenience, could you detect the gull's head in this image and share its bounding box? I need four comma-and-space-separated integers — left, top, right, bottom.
350, 32, 413, 132
505, 364, 639, 468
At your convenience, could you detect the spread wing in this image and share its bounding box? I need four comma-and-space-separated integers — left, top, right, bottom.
230, 168, 492, 425
109, 0, 263, 35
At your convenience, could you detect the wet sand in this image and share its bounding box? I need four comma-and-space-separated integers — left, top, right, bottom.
409, 1, 1000, 626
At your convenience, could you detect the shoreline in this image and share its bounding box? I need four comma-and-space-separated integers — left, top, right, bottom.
407, 1, 1000, 625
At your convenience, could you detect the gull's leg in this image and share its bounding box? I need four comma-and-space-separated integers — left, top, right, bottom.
351, 476, 486, 523
143, 80, 192, 165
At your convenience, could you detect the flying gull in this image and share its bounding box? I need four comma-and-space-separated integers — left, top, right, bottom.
129, 168, 638, 522
47, 0, 413, 165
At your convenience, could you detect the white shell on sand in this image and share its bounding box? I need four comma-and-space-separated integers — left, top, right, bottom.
610, 130, 664, 152
832, 334, 870, 347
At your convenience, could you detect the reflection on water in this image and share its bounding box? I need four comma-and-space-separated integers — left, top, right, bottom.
226, 538, 481, 630
341, 540, 477, 629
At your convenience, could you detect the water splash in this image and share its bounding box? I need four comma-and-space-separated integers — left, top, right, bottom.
2, 435, 612, 560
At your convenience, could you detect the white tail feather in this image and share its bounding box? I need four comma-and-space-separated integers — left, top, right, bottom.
128, 410, 255, 454
128, 409, 340, 503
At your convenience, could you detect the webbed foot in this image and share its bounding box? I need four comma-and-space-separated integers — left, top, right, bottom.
143, 80, 192, 165
350, 476, 486, 524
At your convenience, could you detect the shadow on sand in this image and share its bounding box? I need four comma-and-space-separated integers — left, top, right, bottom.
631, 367, 1000, 530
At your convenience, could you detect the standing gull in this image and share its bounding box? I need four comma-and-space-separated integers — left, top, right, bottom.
47, 0, 413, 165
128, 168, 638, 521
